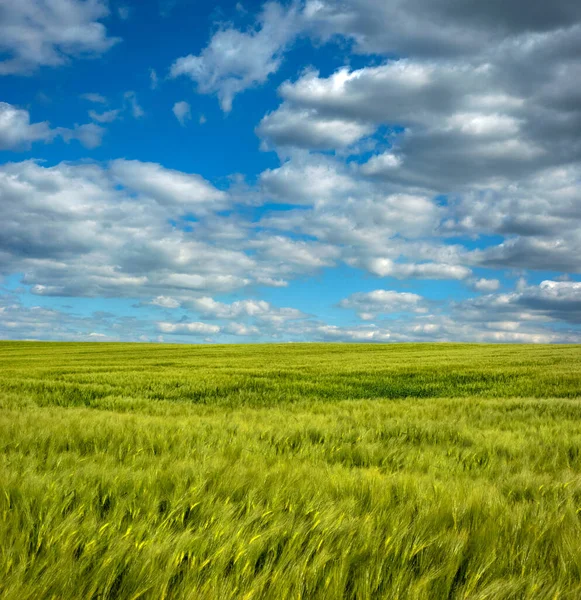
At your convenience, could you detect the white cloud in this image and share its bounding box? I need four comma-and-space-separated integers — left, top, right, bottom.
109, 159, 227, 208
80, 93, 108, 104
0, 101, 105, 150
314, 324, 392, 342
259, 155, 360, 206
172, 101, 191, 126
157, 321, 221, 335
469, 278, 500, 292
0, 0, 119, 75
0, 160, 251, 298
88, 108, 121, 123
0, 102, 53, 149
339, 290, 427, 319
170, 2, 302, 111
257, 104, 375, 149
1, 160, 355, 304
0, 296, 152, 342
224, 322, 260, 336
454, 280, 581, 326
250, 235, 341, 273
58, 122, 105, 149
303, 0, 581, 57
187, 296, 307, 323
123, 91, 144, 118
2, 0, 581, 343
360, 153, 402, 175
151, 296, 181, 309
362, 259, 471, 280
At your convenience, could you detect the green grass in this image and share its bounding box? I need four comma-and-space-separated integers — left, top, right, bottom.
1, 342, 581, 599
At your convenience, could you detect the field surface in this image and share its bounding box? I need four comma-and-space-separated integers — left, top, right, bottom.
1, 342, 581, 599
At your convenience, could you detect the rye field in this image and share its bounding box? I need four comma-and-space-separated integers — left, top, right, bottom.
1, 342, 581, 599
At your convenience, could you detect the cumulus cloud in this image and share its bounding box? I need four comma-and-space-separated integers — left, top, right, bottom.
0, 160, 354, 304
0, 160, 248, 298
468, 278, 500, 293
313, 324, 393, 342
259, 155, 360, 206
0, 101, 105, 149
0, 102, 53, 149
2, 0, 581, 343
339, 290, 427, 320
109, 159, 227, 208
223, 322, 260, 336
457, 280, 581, 325
157, 321, 221, 335
247, 0, 581, 281
0, 295, 157, 342
151, 296, 181, 309
170, 2, 302, 111
267, 60, 550, 190
172, 101, 191, 126
257, 104, 375, 150
306, 280, 581, 343
187, 297, 307, 324
303, 0, 581, 57
0, 0, 119, 75
360, 258, 471, 280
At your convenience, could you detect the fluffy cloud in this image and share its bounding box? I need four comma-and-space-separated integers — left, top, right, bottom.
0, 160, 248, 298
310, 280, 581, 343
257, 104, 375, 150
303, 0, 581, 57
266, 60, 552, 190
0, 102, 53, 149
151, 296, 182, 309
187, 297, 307, 324
249, 0, 581, 280
0, 0, 119, 75
0, 101, 104, 149
109, 159, 227, 209
468, 278, 501, 293
339, 290, 427, 320
457, 281, 581, 325
223, 322, 260, 336
2, 0, 580, 343
157, 321, 221, 335
257, 154, 462, 280
313, 324, 393, 342
59, 122, 105, 148
359, 258, 471, 280
0, 295, 159, 342
0, 159, 353, 303
259, 155, 360, 206
170, 2, 301, 111
172, 101, 191, 126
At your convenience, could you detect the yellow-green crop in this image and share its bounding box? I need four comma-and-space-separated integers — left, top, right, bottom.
1, 342, 581, 599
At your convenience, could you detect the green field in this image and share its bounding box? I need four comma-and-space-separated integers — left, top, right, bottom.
1, 342, 581, 599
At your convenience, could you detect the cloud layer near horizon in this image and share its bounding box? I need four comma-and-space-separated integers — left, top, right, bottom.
0, 0, 580, 343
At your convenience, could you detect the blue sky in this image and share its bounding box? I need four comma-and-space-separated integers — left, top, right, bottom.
1, 0, 580, 343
